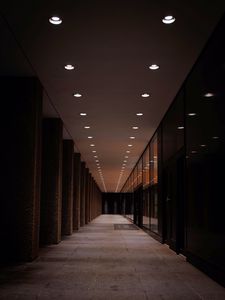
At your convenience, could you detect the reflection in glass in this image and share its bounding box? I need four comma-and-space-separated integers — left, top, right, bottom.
150, 186, 158, 233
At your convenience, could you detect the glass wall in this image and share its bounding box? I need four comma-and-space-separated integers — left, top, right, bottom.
149, 133, 159, 233
142, 146, 150, 229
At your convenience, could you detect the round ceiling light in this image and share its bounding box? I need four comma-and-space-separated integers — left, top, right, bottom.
132, 126, 139, 130
80, 112, 87, 116
88, 136, 93, 139
136, 113, 143, 116
162, 15, 176, 24
73, 93, 82, 98
204, 92, 214, 98
84, 126, 90, 129
141, 93, 150, 98
149, 64, 160, 70
64, 64, 74, 70
129, 136, 135, 139
49, 16, 62, 25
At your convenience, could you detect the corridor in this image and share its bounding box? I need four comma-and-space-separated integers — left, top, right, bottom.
0, 215, 224, 300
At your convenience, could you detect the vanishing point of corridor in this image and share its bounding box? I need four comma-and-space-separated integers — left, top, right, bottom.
1, 215, 224, 300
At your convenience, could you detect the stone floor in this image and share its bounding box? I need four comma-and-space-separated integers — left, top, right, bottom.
0, 215, 225, 300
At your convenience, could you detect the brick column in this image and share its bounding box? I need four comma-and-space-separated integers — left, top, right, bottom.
62, 140, 74, 235
73, 153, 81, 230
1, 77, 42, 262
80, 162, 86, 226
40, 118, 63, 245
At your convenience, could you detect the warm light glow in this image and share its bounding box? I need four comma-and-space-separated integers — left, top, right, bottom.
188, 113, 196, 116
136, 113, 143, 116
149, 64, 160, 70
88, 136, 93, 139
177, 126, 184, 130
200, 144, 207, 147
49, 16, 62, 25
64, 64, 74, 70
126, 150, 130, 153
128, 144, 133, 147
84, 126, 90, 129
129, 136, 135, 139
125, 156, 128, 158
92, 150, 96, 153
212, 136, 219, 139
80, 112, 87, 116
132, 126, 139, 130
90, 144, 95, 147
162, 15, 175, 24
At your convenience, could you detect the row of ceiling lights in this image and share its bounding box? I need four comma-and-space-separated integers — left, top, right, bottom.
113, 14, 175, 191
49, 14, 108, 191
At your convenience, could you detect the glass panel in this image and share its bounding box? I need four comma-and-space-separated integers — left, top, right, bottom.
150, 185, 158, 233
133, 166, 138, 189
143, 145, 150, 188
137, 158, 143, 186
143, 188, 150, 229
150, 133, 158, 185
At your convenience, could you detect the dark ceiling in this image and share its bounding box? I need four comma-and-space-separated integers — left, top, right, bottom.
1, 0, 225, 191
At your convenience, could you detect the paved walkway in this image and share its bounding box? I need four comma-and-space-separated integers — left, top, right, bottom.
0, 215, 225, 299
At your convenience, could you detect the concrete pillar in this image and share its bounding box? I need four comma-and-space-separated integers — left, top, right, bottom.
73, 153, 81, 230
1, 77, 42, 262
80, 162, 86, 226
40, 118, 63, 245
62, 140, 74, 236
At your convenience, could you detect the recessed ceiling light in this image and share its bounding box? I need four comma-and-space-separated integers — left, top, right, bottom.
80, 112, 87, 116
73, 93, 82, 98
128, 144, 133, 147
49, 16, 62, 25
200, 144, 207, 147
129, 136, 135, 139
123, 163, 126, 166
88, 136, 93, 139
136, 113, 143, 116
212, 136, 219, 139
84, 126, 90, 129
125, 156, 128, 158
124, 160, 127, 162
126, 150, 130, 153
188, 113, 197, 116
64, 64, 74, 70
94, 155, 98, 158
162, 15, 176, 24
132, 126, 139, 130
141, 93, 150, 98
90, 144, 95, 147
97, 166, 101, 169
204, 92, 214, 98
177, 126, 184, 130
149, 64, 160, 70
191, 150, 197, 154
92, 150, 96, 153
